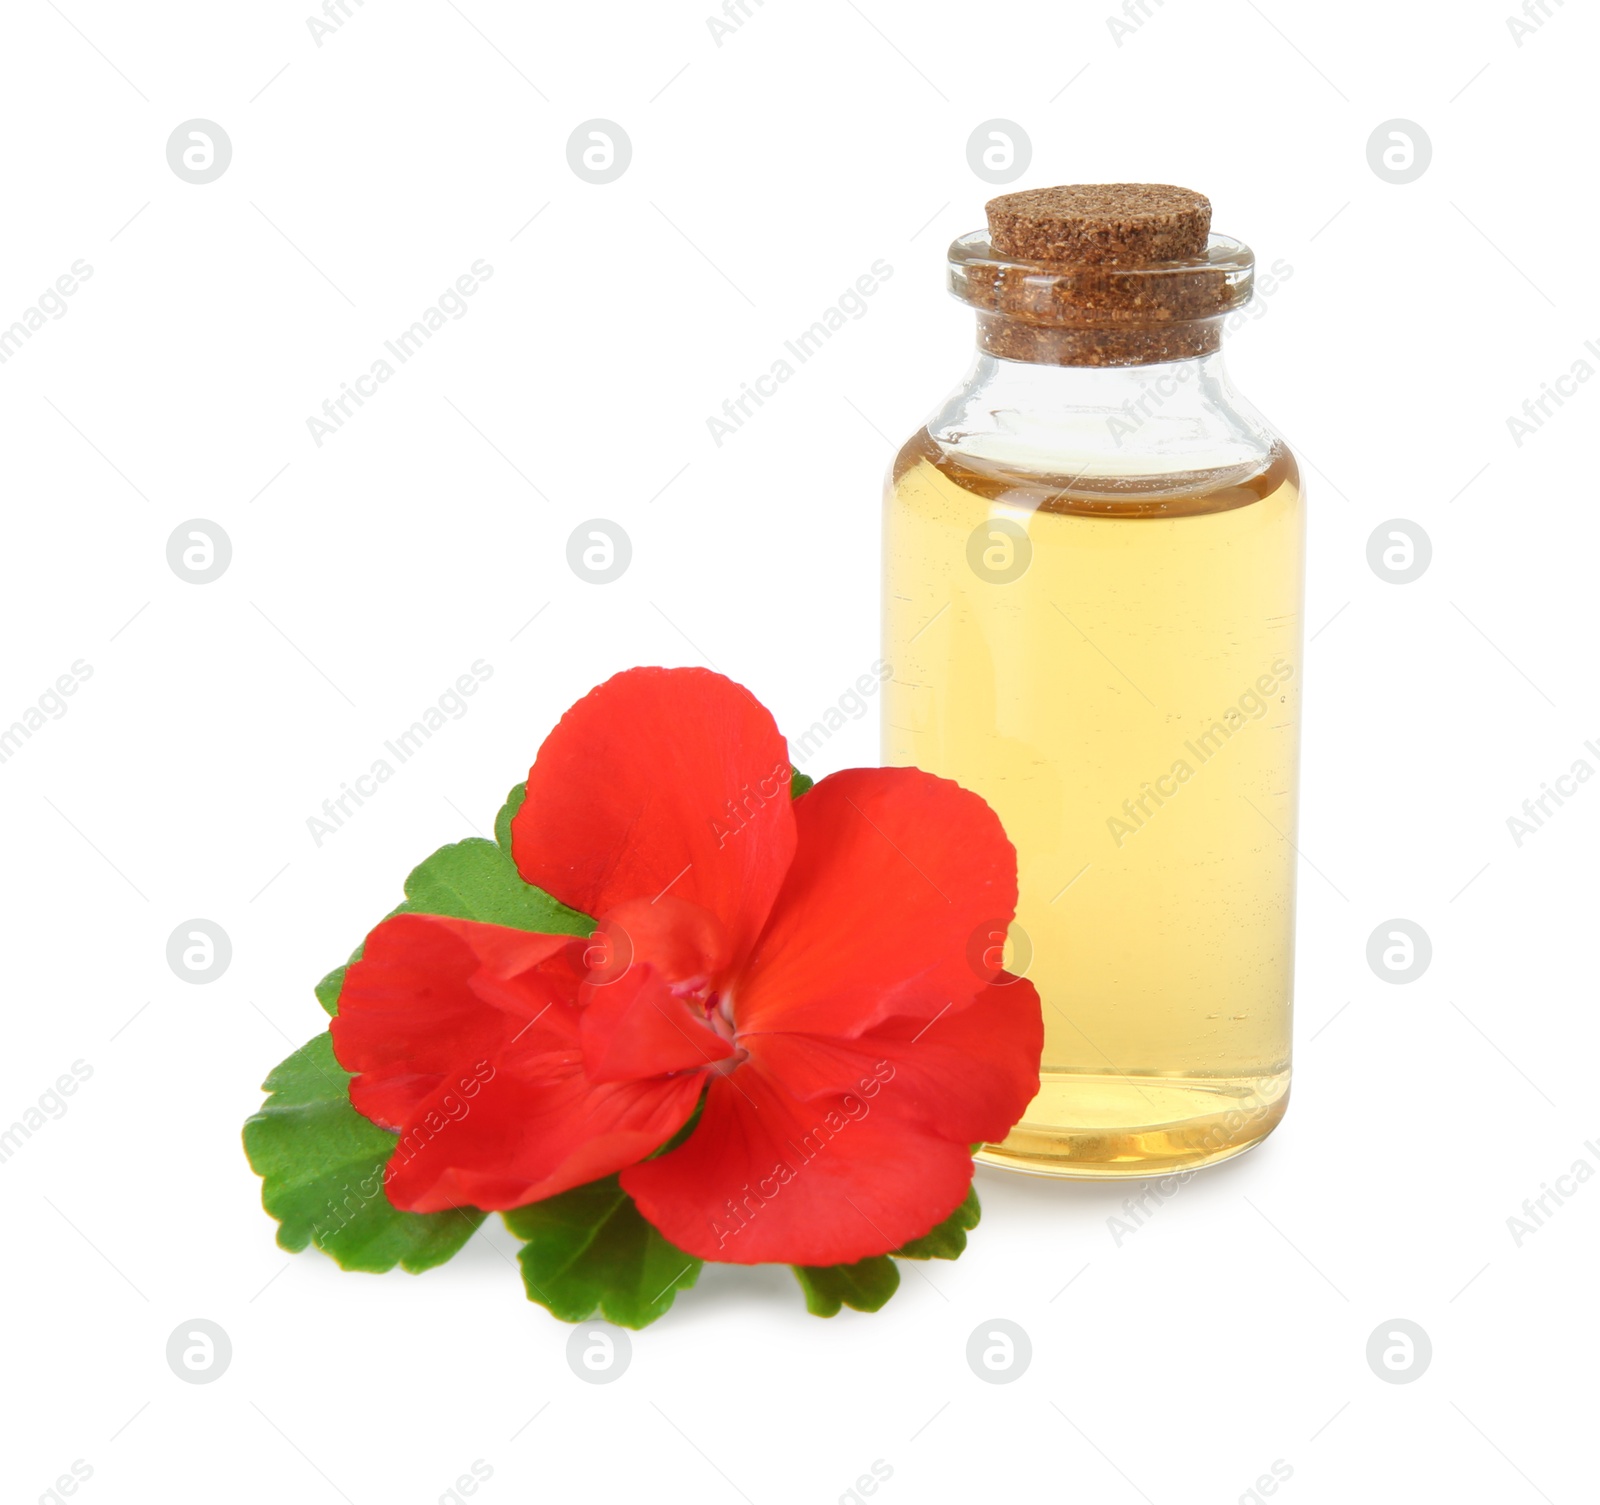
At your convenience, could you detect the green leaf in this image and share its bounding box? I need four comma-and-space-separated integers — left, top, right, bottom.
494, 781, 526, 855
314, 963, 347, 1018
242, 1033, 484, 1273
790, 1188, 979, 1315
895, 1184, 981, 1260
313, 832, 590, 1018
792, 1256, 901, 1317
395, 836, 590, 933
254, 788, 592, 1273
504, 1177, 701, 1328
790, 769, 813, 799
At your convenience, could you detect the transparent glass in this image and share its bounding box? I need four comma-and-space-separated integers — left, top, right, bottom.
882, 248, 1304, 1178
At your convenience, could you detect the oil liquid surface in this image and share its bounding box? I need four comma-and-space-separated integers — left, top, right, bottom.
884, 430, 1305, 1177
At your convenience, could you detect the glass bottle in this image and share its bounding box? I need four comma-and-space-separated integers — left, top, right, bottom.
883, 185, 1304, 1177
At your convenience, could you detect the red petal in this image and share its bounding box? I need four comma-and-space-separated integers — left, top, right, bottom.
579, 961, 734, 1083
621, 1059, 975, 1266
511, 668, 797, 962
587, 895, 732, 992
734, 767, 1020, 1039
384, 1059, 703, 1214
749, 979, 1044, 1145
330, 913, 582, 1131
331, 912, 701, 1212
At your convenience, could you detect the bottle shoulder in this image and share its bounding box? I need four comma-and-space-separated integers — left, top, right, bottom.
893, 426, 1299, 520
892, 351, 1298, 518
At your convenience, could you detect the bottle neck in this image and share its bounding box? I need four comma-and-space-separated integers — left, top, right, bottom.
974, 309, 1222, 366
925, 343, 1284, 486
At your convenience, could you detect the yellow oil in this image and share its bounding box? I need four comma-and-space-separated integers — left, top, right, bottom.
883, 430, 1304, 1177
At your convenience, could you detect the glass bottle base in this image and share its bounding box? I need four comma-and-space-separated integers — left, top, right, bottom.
976, 1070, 1291, 1180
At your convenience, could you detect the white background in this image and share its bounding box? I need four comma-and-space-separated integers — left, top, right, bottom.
2, 1, 1595, 1501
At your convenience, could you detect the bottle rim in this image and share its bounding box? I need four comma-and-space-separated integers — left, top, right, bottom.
947, 229, 1256, 329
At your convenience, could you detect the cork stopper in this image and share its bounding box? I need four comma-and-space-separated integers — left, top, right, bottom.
950, 183, 1252, 367
987, 184, 1212, 265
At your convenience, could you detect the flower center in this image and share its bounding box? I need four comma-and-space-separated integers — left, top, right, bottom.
700, 990, 746, 1074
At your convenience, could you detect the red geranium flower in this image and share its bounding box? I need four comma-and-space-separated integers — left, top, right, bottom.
330, 668, 1041, 1267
